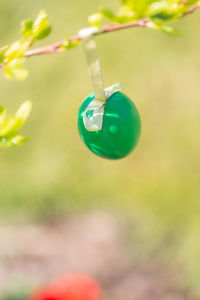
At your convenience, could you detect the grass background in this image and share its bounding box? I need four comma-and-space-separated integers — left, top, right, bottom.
0, 0, 200, 288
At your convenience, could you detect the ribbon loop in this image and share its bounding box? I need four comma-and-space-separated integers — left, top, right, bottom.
80, 27, 123, 131
83, 83, 123, 131
80, 27, 105, 103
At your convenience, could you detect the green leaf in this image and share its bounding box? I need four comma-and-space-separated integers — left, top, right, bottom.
4, 40, 31, 61
100, 6, 115, 21
159, 24, 181, 36
0, 10, 52, 81
146, 1, 183, 20
0, 45, 9, 63
88, 13, 103, 27
0, 133, 28, 148
146, 1, 168, 16
119, 0, 156, 16
0, 107, 6, 125
6, 67, 28, 81
132, 0, 156, 15
0, 101, 32, 148
0, 117, 19, 136
33, 10, 51, 40
0, 100, 32, 136
116, 5, 136, 23
5, 58, 28, 80
62, 38, 81, 50
21, 19, 33, 38
15, 100, 32, 129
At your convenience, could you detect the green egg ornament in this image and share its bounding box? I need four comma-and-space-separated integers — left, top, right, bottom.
78, 91, 141, 160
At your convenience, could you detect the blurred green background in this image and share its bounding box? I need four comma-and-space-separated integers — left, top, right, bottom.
0, 0, 200, 289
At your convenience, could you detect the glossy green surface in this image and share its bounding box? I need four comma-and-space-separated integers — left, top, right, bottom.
77, 92, 141, 159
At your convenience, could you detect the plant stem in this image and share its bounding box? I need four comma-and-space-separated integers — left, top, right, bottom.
25, 19, 148, 57
2, 3, 200, 60
24, 2, 199, 58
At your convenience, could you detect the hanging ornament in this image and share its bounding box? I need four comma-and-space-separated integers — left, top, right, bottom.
77, 27, 141, 160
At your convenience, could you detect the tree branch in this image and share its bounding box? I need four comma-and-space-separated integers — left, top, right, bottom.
24, 3, 199, 58
1, 2, 200, 61
25, 19, 148, 57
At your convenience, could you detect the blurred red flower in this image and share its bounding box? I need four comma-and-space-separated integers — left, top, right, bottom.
29, 273, 102, 300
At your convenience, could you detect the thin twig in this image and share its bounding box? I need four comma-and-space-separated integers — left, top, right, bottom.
184, 2, 199, 14
1, 3, 200, 61
24, 3, 199, 58
25, 19, 148, 57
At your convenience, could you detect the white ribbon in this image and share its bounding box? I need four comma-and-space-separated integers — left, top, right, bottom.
83, 83, 124, 131
79, 27, 105, 103
80, 27, 123, 131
